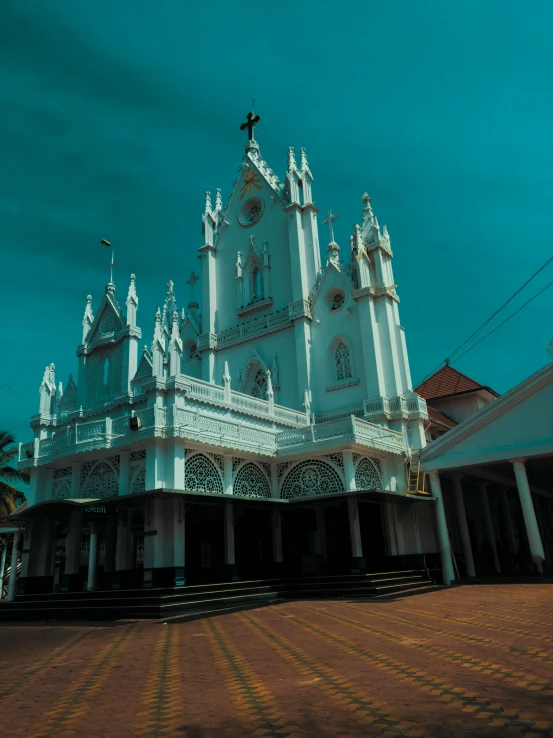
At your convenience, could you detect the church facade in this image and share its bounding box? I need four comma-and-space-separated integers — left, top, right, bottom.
13, 119, 447, 594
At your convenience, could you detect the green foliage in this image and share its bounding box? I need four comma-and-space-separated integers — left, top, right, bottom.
0, 431, 28, 516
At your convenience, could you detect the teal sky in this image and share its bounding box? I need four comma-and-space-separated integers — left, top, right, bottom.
2, 0, 553, 444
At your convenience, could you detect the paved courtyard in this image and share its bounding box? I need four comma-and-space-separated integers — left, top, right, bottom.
1, 585, 553, 737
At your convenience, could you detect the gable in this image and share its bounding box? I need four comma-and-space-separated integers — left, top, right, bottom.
86, 295, 125, 346
421, 363, 553, 470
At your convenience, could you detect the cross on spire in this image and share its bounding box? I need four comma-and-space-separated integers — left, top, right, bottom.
240, 110, 261, 141
186, 270, 199, 303
322, 209, 339, 244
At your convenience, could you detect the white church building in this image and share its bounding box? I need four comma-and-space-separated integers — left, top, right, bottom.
9, 114, 462, 595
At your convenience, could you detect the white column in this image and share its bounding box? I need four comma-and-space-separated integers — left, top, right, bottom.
0, 543, 7, 599
87, 524, 98, 590
174, 499, 185, 569
7, 531, 21, 601
118, 451, 130, 496
343, 450, 357, 491
224, 455, 233, 496
428, 471, 455, 586
480, 483, 501, 574
115, 508, 133, 571
64, 509, 83, 576
452, 476, 476, 578
347, 496, 363, 558
314, 507, 327, 560
272, 509, 283, 563
224, 504, 235, 566
168, 439, 185, 490
501, 489, 518, 556
511, 459, 545, 572
270, 463, 279, 499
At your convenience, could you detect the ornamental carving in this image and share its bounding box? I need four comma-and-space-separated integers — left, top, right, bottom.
184, 453, 223, 495
81, 460, 119, 499
281, 460, 343, 499
53, 478, 71, 500
355, 457, 382, 491
233, 462, 271, 498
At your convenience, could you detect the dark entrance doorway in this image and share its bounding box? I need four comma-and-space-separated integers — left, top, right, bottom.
234, 507, 273, 580
323, 501, 350, 575
359, 500, 385, 571
281, 507, 314, 577
185, 504, 224, 585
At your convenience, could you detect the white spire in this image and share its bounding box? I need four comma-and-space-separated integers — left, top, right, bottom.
215, 187, 223, 212
287, 146, 297, 173
82, 295, 94, 343
361, 193, 381, 243
223, 361, 231, 402
266, 370, 275, 415
39, 363, 56, 415
126, 274, 138, 326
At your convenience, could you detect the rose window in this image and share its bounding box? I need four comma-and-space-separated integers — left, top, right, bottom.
238, 197, 265, 227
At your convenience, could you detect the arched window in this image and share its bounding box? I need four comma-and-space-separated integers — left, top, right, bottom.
335, 342, 352, 381
250, 367, 267, 398
249, 265, 263, 302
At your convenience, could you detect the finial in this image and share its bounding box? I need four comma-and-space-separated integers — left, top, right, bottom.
300, 147, 309, 170
204, 191, 212, 214
102, 239, 116, 293
322, 209, 340, 244
215, 188, 223, 211
287, 147, 297, 172
127, 274, 138, 303
155, 307, 161, 322
167, 279, 174, 295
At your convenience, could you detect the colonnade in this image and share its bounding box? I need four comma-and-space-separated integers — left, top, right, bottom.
429, 457, 550, 584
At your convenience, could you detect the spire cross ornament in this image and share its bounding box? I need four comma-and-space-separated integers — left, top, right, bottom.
101, 239, 116, 284
240, 110, 261, 141
322, 210, 339, 244
186, 270, 199, 303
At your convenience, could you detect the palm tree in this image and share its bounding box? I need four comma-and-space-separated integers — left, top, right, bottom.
0, 431, 28, 516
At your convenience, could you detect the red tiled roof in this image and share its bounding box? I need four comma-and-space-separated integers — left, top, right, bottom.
415, 364, 497, 400
427, 406, 457, 429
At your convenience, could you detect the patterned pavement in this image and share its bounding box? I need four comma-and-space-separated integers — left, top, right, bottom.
1, 585, 553, 737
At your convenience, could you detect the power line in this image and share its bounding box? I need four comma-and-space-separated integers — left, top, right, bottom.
446, 254, 553, 364
453, 275, 553, 363
0, 385, 36, 408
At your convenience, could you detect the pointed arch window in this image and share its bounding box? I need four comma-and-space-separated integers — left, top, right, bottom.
335, 342, 352, 381
250, 367, 267, 398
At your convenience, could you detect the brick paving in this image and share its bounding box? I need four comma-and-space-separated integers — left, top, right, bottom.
0, 585, 552, 736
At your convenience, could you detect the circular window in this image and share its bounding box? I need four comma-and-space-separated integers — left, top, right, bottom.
238, 197, 265, 227
325, 288, 346, 312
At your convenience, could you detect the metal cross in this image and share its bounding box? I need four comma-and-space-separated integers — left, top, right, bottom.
101, 239, 116, 283
322, 210, 339, 243
240, 110, 261, 141
186, 270, 199, 302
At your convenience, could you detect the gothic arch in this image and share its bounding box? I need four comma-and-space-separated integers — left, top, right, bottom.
238, 350, 270, 395
184, 452, 223, 494
233, 461, 271, 498
327, 336, 355, 385
81, 459, 119, 499
280, 459, 343, 499
354, 457, 382, 491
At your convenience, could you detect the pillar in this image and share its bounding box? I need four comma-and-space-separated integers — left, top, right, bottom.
62, 509, 83, 591
0, 542, 7, 599
347, 496, 366, 573
511, 459, 545, 572
343, 450, 357, 491
428, 471, 455, 585
501, 489, 518, 557
452, 476, 476, 578
174, 498, 186, 586
7, 531, 21, 601
480, 483, 501, 574
224, 455, 233, 496
272, 509, 283, 564
224, 503, 239, 580
87, 523, 99, 590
